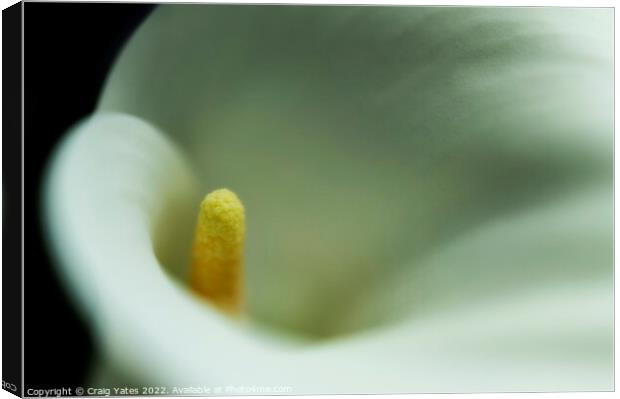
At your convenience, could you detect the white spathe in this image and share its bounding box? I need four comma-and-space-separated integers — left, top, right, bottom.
44, 5, 613, 393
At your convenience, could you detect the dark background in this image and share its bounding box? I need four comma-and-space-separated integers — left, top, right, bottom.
24, 2, 154, 389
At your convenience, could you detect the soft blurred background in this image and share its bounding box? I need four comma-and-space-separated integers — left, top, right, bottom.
25, 2, 153, 388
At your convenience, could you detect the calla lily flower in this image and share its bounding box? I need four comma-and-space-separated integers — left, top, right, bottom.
44, 5, 613, 393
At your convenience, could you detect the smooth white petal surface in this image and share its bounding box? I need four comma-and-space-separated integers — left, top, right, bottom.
44, 5, 613, 393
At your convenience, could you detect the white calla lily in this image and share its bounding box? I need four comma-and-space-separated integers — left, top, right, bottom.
44, 5, 613, 393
